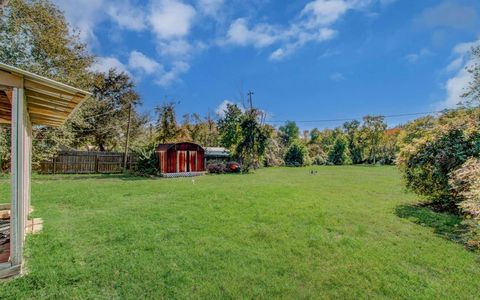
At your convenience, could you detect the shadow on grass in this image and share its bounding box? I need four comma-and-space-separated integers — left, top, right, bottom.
395, 204, 470, 246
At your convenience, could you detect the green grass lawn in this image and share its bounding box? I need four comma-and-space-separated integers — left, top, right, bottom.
0, 166, 479, 299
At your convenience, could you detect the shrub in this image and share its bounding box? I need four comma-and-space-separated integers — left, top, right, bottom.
226, 161, 241, 173
207, 161, 241, 174
207, 161, 228, 174
450, 158, 480, 216
312, 155, 327, 165
397, 108, 480, 209
449, 158, 480, 249
134, 145, 159, 176
308, 144, 327, 165
285, 143, 308, 167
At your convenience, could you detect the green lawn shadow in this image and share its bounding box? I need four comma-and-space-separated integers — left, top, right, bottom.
395, 204, 470, 247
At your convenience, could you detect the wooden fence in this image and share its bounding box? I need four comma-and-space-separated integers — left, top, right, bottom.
38, 151, 137, 174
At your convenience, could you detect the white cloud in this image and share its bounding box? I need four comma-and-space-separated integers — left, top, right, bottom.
148, 0, 196, 40
445, 57, 463, 73
225, 18, 280, 48
147, 0, 198, 85
438, 39, 480, 108
269, 27, 337, 60
89, 57, 131, 76
405, 48, 432, 63
106, 1, 147, 31
53, 0, 105, 44
198, 0, 224, 16
222, 0, 387, 60
54, 0, 198, 85
155, 61, 191, 87
215, 100, 233, 116
128, 51, 162, 74
53, 0, 147, 45
156, 39, 207, 59
215, 99, 244, 117
301, 0, 350, 27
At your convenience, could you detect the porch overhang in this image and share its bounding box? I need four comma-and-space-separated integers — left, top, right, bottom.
0, 62, 90, 127
0, 62, 90, 279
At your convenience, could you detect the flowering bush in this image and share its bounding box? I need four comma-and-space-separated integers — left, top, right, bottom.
397, 108, 480, 210
449, 158, 480, 249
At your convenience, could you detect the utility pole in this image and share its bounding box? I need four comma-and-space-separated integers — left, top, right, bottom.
123, 103, 132, 171
247, 90, 254, 110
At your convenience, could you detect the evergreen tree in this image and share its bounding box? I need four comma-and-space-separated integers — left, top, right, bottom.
155, 102, 179, 143
285, 143, 308, 166
327, 136, 351, 165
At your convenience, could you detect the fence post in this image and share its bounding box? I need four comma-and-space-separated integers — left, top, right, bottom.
52, 157, 56, 174
95, 155, 99, 173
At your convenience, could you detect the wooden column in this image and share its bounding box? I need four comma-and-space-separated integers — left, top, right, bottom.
10, 86, 30, 268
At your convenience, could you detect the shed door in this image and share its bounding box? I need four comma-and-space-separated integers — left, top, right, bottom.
188, 151, 197, 172
177, 151, 187, 172
158, 151, 167, 173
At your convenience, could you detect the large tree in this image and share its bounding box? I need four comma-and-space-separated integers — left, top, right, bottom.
155, 102, 179, 143
278, 121, 299, 147
343, 120, 363, 164
218, 103, 243, 151
71, 69, 143, 151
0, 0, 94, 164
361, 115, 387, 164
0, 0, 93, 87
236, 109, 271, 172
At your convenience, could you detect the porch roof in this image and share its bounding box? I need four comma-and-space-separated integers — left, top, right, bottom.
0, 62, 91, 127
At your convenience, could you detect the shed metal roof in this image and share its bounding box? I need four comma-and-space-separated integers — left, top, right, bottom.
155, 142, 205, 152
0, 62, 91, 127
205, 147, 230, 157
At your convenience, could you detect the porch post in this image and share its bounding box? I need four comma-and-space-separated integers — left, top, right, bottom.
10, 87, 30, 267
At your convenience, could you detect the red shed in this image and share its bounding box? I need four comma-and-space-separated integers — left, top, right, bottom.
155, 142, 205, 175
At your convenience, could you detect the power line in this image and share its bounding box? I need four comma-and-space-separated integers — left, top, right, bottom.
265, 111, 443, 124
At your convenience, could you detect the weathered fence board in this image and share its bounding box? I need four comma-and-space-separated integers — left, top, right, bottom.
38, 151, 137, 174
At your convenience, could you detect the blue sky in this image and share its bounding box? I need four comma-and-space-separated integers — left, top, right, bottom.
53, 0, 480, 129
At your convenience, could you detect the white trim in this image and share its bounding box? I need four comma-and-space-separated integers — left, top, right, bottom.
10, 87, 25, 266
0, 62, 91, 95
